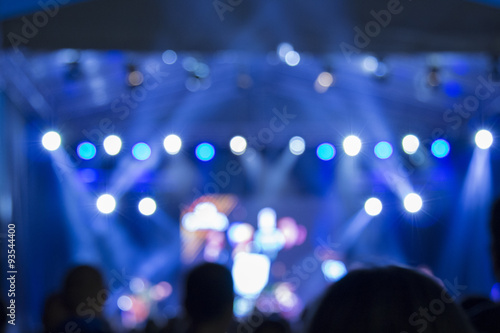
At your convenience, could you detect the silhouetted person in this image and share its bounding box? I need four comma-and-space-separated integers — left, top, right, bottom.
42, 293, 70, 333
57, 265, 112, 333
462, 198, 500, 333
251, 313, 291, 333
307, 266, 475, 333
0, 299, 7, 333
162, 262, 234, 333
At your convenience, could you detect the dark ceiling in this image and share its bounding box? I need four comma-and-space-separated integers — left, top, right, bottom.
2, 0, 500, 53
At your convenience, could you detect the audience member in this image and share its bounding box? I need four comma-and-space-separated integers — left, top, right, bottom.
307, 265, 476, 333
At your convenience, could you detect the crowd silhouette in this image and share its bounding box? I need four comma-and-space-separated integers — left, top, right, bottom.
22, 198, 500, 332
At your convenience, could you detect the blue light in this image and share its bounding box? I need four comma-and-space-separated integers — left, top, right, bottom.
374, 141, 393, 159
132, 142, 152, 160
196, 143, 215, 161
316, 143, 336, 161
77, 142, 97, 160
444, 81, 463, 98
431, 139, 450, 158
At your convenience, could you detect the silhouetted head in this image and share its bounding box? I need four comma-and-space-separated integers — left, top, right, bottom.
42, 293, 70, 332
62, 265, 106, 314
307, 266, 475, 333
184, 262, 234, 325
490, 198, 500, 280
253, 313, 291, 333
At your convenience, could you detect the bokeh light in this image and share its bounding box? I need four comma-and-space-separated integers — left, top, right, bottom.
402, 135, 420, 154
117, 296, 133, 311
285, 51, 300, 66
364, 197, 383, 216
374, 141, 393, 159
321, 260, 347, 282
163, 134, 182, 155
475, 129, 493, 149
289, 136, 306, 155
132, 143, 152, 160
316, 143, 336, 161
138, 198, 157, 216
230, 136, 247, 155
343, 135, 362, 156
96, 194, 116, 214
42, 131, 61, 151
103, 135, 122, 155
404, 193, 423, 213
431, 139, 450, 158
77, 142, 97, 160
195, 143, 215, 161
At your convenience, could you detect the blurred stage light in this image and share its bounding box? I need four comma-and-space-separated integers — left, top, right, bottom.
277, 42, 293, 60
363, 56, 378, 72
42, 131, 61, 151
431, 139, 450, 158
404, 193, 423, 213
77, 142, 97, 160
364, 198, 383, 216
163, 134, 182, 155
162, 50, 177, 65
230, 136, 247, 155
132, 143, 152, 160
316, 143, 336, 161
129, 278, 145, 293
374, 141, 393, 159
321, 260, 347, 282
285, 51, 300, 66
402, 135, 420, 154
258, 208, 277, 231
232, 253, 271, 297
475, 130, 493, 149
343, 135, 362, 156
227, 223, 254, 244
289, 136, 305, 155
195, 143, 215, 161
182, 202, 228, 231
317, 72, 335, 87
103, 135, 122, 155
96, 194, 116, 214
117, 296, 133, 311
138, 198, 157, 216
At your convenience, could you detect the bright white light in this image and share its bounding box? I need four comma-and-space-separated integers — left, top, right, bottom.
289, 136, 306, 155
363, 56, 379, 72
42, 131, 61, 151
103, 135, 122, 155
343, 135, 362, 156
232, 253, 271, 297
230, 136, 247, 155
117, 296, 133, 311
321, 260, 348, 282
228, 223, 254, 244
96, 194, 116, 214
402, 135, 420, 154
182, 202, 229, 232
138, 198, 157, 216
285, 51, 300, 66
317, 72, 334, 87
258, 207, 277, 231
277, 43, 293, 60
163, 134, 182, 155
364, 198, 383, 216
404, 193, 423, 213
475, 130, 493, 149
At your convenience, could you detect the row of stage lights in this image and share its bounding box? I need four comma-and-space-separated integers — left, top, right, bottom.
41, 130, 495, 161
93, 192, 422, 216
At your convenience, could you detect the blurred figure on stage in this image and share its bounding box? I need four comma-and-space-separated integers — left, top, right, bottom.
161, 262, 235, 333
306, 266, 475, 333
